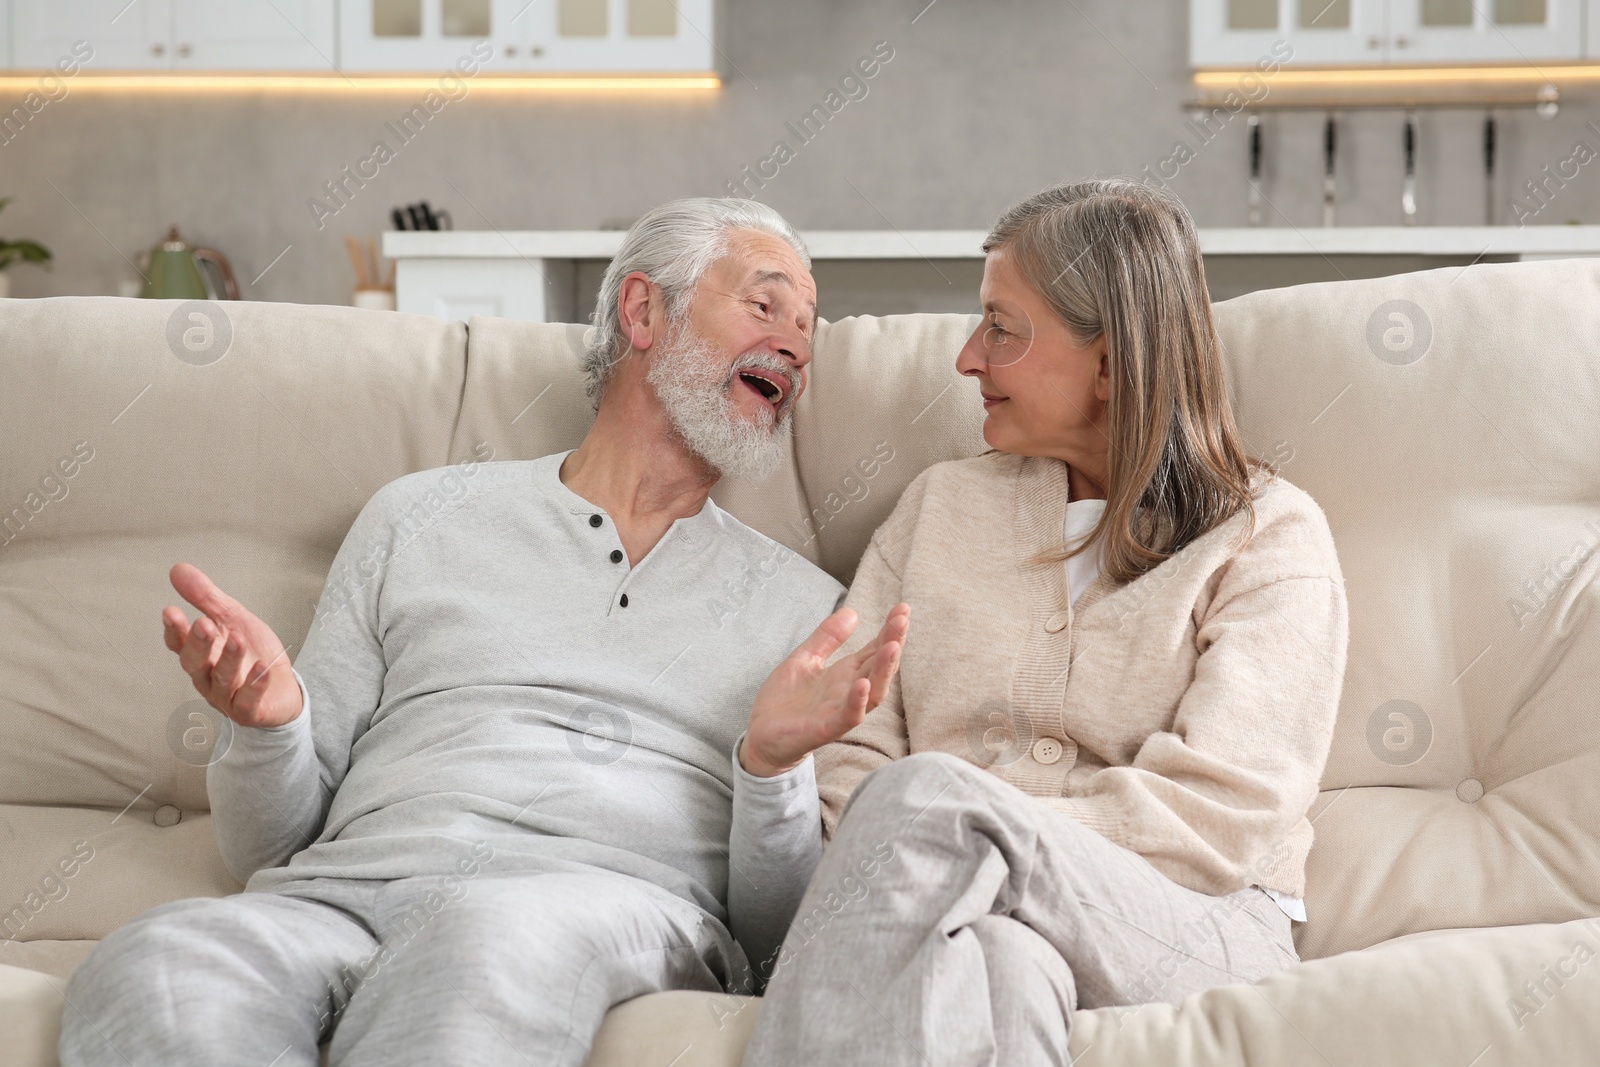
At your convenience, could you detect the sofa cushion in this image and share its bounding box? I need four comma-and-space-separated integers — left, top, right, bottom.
587, 990, 763, 1067
792, 313, 988, 584
1069, 917, 1600, 1064
1210, 259, 1600, 959
0, 297, 466, 935
0, 964, 65, 1067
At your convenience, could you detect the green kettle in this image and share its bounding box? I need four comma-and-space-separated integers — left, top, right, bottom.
138, 225, 239, 300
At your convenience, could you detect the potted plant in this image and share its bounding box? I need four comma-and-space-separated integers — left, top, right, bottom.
0, 197, 53, 298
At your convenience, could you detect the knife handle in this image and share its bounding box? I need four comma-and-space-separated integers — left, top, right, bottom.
1323, 115, 1336, 176
1248, 114, 1262, 179
1483, 113, 1496, 177
1404, 112, 1416, 176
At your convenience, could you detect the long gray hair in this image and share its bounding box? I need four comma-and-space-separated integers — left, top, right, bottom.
584, 198, 810, 406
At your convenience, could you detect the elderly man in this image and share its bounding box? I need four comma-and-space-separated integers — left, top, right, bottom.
59, 198, 908, 1067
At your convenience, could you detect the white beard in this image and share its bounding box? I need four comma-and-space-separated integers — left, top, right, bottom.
645, 324, 796, 482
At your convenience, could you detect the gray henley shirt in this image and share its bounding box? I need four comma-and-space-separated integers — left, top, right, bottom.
206, 448, 841, 973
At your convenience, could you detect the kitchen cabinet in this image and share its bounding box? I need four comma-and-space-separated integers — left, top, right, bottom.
515, 0, 715, 72
337, 0, 715, 73
165, 2, 336, 70
1191, 0, 1585, 66
1387, 0, 1582, 61
12, 0, 335, 70
14, 0, 174, 70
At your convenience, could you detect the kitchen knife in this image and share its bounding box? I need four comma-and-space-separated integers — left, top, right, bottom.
1247, 113, 1264, 226
1483, 112, 1496, 226
1402, 110, 1418, 226
1322, 114, 1337, 228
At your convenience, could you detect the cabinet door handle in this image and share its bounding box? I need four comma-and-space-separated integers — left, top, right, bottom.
1394, 35, 1411, 48
151, 42, 166, 56
505, 44, 518, 55
178, 43, 193, 57
1366, 35, 1381, 48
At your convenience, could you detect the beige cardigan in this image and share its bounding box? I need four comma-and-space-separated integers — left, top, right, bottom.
815, 451, 1349, 900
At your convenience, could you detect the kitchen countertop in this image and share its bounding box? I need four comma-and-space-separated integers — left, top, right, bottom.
385, 226, 1600, 260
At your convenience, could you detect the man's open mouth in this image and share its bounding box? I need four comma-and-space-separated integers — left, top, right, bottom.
736, 370, 787, 408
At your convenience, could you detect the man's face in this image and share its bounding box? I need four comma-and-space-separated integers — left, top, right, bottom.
645, 230, 819, 480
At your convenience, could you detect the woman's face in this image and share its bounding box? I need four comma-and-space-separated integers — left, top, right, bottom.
956, 245, 1112, 492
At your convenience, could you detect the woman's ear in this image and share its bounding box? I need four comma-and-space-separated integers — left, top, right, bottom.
1095, 338, 1113, 402
618, 271, 660, 352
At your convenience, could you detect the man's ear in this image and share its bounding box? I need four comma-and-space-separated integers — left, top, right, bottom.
618, 271, 661, 353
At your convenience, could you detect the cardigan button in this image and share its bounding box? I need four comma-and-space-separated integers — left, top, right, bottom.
1032, 737, 1064, 765
1045, 611, 1070, 633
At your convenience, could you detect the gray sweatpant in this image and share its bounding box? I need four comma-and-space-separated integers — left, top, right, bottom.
742, 752, 1301, 1067
59, 867, 745, 1066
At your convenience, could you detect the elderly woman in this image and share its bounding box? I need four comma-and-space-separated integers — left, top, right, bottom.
729, 178, 1349, 1065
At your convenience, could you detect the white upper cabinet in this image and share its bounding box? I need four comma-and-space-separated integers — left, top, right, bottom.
1192, 0, 1586, 65
15, 0, 175, 69
1192, 0, 1382, 64
337, 0, 492, 70
13, 0, 335, 70
6, 0, 715, 73
337, 0, 714, 72
520, 0, 716, 72
167, 1, 337, 70
1386, 0, 1581, 61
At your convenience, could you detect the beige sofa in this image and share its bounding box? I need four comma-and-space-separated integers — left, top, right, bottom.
3, 257, 1598, 1065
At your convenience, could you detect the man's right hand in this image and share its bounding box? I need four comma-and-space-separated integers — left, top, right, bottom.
162, 562, 303, 729
741, 603, 910, 778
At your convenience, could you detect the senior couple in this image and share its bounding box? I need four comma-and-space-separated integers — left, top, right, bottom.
61, 179, 1349, 1067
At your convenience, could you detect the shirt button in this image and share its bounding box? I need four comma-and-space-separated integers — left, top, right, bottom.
609, 549, 623, 564
1045, 611, 1070, 633
1032, 737, 1064, 764
589, 514, 603, 528
619, 594, 630, 608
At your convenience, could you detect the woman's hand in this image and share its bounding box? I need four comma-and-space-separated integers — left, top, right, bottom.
741, 603, 910, 778
162, 562, 304, 729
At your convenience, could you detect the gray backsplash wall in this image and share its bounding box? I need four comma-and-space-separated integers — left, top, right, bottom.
4, 0, 1599, 312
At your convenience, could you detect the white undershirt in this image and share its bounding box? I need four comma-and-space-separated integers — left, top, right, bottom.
1063, 486, 1307, 925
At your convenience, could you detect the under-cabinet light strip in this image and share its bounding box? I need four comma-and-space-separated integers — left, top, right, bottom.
1194, 65, 1600, 88
0, 73, 721, 91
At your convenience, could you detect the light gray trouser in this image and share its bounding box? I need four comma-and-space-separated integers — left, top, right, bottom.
742, 752, 1301, 1067
58, 867, 744, 1067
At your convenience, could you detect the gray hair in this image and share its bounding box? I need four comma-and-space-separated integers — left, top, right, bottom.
583, 197, 810, 406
